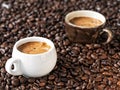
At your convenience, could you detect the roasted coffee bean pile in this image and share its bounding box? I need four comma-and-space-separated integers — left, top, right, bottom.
0, 0, 120, 89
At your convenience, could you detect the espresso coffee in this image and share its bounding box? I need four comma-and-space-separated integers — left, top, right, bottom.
70, 17, 103, 28
18, 42, 51, 54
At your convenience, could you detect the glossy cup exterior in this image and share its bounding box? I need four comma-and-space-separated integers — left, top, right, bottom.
5, 37, 57, 77
65, 10, 112, 44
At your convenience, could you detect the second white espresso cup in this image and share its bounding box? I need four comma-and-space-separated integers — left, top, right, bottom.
5, 37, 57, 77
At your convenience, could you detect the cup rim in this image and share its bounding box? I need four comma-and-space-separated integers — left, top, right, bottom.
65, 10, 106, 29
14, 36, 55, 56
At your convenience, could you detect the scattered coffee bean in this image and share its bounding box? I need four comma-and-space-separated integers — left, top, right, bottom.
117, 81, 120, 86
19, 77, 27, 84
48, 75, 55, 80
11, 79, 20, 86
0, 0, 120, 89
57, 82, 64, 86
97, 84, 105, 90
39, 82, 46, 87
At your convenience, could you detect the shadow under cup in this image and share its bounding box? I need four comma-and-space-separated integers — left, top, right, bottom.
65, 10, 113, 44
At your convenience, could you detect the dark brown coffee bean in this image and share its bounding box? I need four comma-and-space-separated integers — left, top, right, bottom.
11, 79, 20, 86
48, 75, 55, 80
91, 53, 98, 59
95, 75, 102, 82
99, 54, 108, 59
87, 82, 92, 89
46, 85, 52, 89
112, 53, 120, 59
20, 85, 26, 90
5, 85, 9, 90
1, 68, 6, 73
0, 49, 5, 55
19, 77, 27, 84
117, 81, 120, 86
39, 82, 46, 87
0, 0, 120, 89
82, 66, 91, 75
63, 40, 70, 46
117, 61, 120, 66
97, 84, 105, 90
71, 49, 79, 56
82, 83, 87, 89
28, 78, 35, 83
8, 23, 13, 29
57, 82, 64, 86
1, 42, 8, 48
81, 75, 88, 81
102, 72, 113, 76
76, 86, 81, 90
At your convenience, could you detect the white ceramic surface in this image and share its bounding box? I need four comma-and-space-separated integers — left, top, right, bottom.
5, 37, 57, 77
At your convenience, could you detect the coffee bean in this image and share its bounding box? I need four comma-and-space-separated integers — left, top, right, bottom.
87, 82, 92, 89
86, 44, 93, 49
19, 77, 27, 84
20, 85, 26, 90
48, 75, 55, 80
57, 82, 64, 86
82, 83, 87, 89
11, 79, 20, 86
102, 72, 113, 76
76, 86, 81, 90
63, 40, 70, 46
0, 48, 5, 55
99, 53, 108, 59
112, 53, 120, 59
117, 81, 120, 86
8, 23, 13, 29
39, 82, 46, 87
0, 0, 120, 89
91, 53, 98, 59
1, 42, 8, 48
97, 84, 105, 90
5, 85, 9, 90
28, 78, 35, 83
46, 85, 52, 89
71, 49, 79, 56
117, 61, 120, 67
95, 75, 102, 82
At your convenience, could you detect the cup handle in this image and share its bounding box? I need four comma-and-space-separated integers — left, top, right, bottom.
5, 58, 22, 75
100, 29, 113, 44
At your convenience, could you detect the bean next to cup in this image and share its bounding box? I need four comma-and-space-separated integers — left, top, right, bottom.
65, 10, 113, 44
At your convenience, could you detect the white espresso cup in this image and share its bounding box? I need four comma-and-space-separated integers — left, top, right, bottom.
5, 37, 57, 77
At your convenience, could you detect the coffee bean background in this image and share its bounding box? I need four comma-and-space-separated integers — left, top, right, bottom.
0, 0, 120, 89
